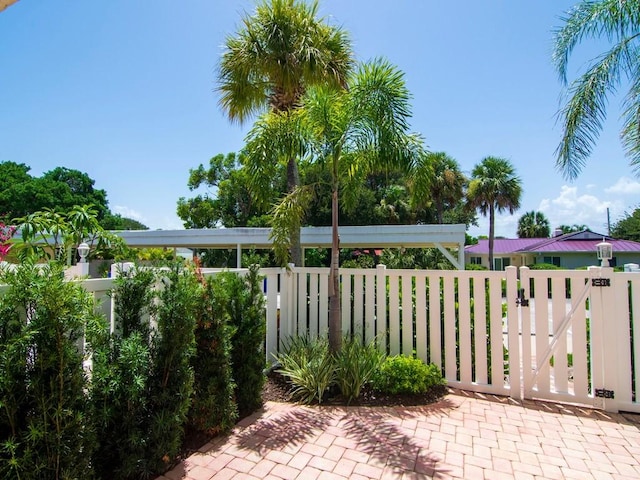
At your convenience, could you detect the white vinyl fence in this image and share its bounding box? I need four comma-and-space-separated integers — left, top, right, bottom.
3, 264, 639, 413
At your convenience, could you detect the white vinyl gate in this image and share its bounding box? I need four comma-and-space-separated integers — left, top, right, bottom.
273, 265, 640, 413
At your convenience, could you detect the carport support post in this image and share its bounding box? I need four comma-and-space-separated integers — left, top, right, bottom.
237, 244, 241, 268
589, 266, 619, 412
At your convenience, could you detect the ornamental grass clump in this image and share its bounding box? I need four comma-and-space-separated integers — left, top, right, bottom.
276, 336, 336, 404
334, 336, 384, 404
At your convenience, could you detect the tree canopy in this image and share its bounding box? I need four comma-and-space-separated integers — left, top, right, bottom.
517, 210, 551, 238
611, 207, 640, 242
0, 161, 147, 230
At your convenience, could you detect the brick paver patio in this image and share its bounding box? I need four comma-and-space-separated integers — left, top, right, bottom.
157, 389, 640, 479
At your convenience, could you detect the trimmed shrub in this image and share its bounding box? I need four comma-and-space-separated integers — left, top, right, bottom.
146, 265, 198, 475
221, 265, 266, 417
372, 355, 445, 395
89, 266, 157, 480
188, 272, 237, 434
0, 262, 98, 480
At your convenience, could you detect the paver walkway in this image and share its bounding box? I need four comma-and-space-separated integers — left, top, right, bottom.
158, 389, 640, 480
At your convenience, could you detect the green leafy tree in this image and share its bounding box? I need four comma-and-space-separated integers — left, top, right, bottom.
517, 210, 551, 238
612, 207, 640, 241
177, 153, 281, 229
467, 157, 522, 270
101, 213, 148, 231
219, 0, 353, 265
553, 0, 640, 178
14, 205, 123, 263
0, 161, 120, 229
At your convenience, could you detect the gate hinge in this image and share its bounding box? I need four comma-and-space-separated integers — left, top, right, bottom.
591, 278, 611, 287
595, 388, 615, 399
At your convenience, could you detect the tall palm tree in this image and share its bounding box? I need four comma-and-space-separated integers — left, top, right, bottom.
245, 59, 424, 351
553, 0, 640, 179
412, 152, 466, 224
517, 210, 551, 238
218, 0, 353, 265
467, 157, 522, 270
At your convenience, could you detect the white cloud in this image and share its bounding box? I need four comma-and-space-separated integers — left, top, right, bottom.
113, 205, 145, 221
538, 185, 624, 233
605, 177, 640, 195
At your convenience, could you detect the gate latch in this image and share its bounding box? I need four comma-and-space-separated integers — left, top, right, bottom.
595, 388, 615, 399
592, 278, 611, 287
516, 288, 529, 307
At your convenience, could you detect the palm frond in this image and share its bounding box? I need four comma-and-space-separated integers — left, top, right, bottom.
269, 186, 312, 266
243, 110, 309, 208
555, 39, 630, 179
621, 55, 640, 175
553, 0, 640, 83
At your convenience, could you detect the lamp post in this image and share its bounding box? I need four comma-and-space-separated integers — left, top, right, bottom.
596, 239, 612, 267
77, 242, 90, 263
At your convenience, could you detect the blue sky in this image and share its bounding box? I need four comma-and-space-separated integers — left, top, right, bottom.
1, 0, 639, 237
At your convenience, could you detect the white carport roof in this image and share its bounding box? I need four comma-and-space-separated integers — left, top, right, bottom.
114, 224, 467, 269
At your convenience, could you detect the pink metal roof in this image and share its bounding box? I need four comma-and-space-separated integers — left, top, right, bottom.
465, 234, 640, 255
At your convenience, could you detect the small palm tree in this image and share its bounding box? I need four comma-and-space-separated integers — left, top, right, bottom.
517, 211, 551, 238
411, 152, 466, 224
553, 0, 640, 179
467, 157, 522, 270
219, 0, 353, 265
245, 59, 424, 351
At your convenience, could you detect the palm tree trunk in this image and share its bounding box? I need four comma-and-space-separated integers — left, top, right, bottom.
328, 175, 341, 353
488, 205, 495, 271
287, 157, 303, 266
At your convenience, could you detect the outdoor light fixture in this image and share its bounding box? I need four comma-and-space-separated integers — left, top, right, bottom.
596, 238, 612, 267
77, 242, 90, 263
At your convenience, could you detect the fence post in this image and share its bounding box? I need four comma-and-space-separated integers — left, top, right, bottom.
376, 264, 387, 352
505, 266, 521, 400
589, 266, 619, 412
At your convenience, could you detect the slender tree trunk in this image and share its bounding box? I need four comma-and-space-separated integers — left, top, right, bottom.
287, 157, 303, 266
436, 203, 444, 224
328, 171, 341, 353
488, 205, 495, 270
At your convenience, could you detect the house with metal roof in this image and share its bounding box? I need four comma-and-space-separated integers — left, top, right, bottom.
464, 230, 640, 270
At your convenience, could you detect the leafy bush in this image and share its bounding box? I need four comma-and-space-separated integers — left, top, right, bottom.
91, 264, 199, 479
276, 336, 336, 404
189, 271, 237, 434
146, 265, 198, 475
372, 355, 445, 395
334, 336, 384, 404
90, 266, 157, 479
216, 265, 266, 417
0, 262, 99, 480
528, 263, 560, 270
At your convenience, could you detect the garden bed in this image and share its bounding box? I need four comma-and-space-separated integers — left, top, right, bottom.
262, 370, 448, 407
